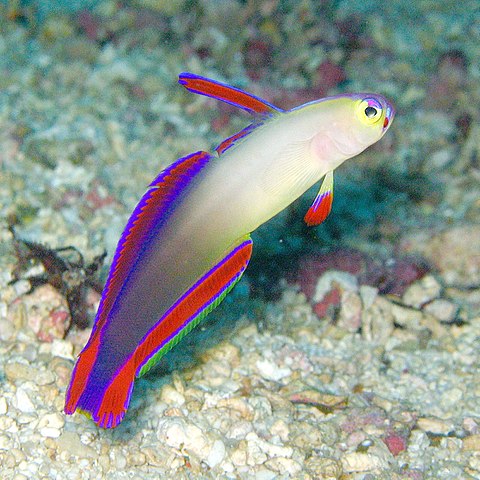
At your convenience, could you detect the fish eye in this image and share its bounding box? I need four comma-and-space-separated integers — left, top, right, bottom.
365, 106, 378, 118
356, 97, 383, 125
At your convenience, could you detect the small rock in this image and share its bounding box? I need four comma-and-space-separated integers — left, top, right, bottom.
157, 418, 208, 460
51, 339, 74, 359
22, 284, 70, 341
206, 439, 226, 468
423, 299, 458, 323
463, 434, 480, 451
313, 271, 358, 303
217, 397, 254, 421
0, 318, 16, 341
15, 388, 35, 413
39, 427, 61, 438
359, 285, 378, 309
254, 468, 277, 480
127, 450, 146, 467
36, 370, 55, 386
304, 456, 343, 478
341, 452, 385, 473
246, 435, 268, 465
362, 296, 395, 343
390, 302, 424, 330
402, 275, 442, 308
337, 291, 363, 332
416, 416, 454, 435
38, 412, 65, 430
160, 385, 185, 406
264, 457, 302, 476
383, 433, 407, 456
256, 359, 291, 382
56, 431, 96, 458
245, 431, 293, 460
0, 433, 11, 450
4, 362, 32, 382
0, 397, 7, 415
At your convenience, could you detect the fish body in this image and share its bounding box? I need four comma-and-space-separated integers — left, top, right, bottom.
65, 73, 395, 428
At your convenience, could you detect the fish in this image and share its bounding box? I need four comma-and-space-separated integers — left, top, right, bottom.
64, 72, 395, 428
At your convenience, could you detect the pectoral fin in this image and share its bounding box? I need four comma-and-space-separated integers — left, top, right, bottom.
304, 171, 334, 226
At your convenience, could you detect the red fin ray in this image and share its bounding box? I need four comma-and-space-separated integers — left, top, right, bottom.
64, 335, 101, 416
179, 72, 282, 116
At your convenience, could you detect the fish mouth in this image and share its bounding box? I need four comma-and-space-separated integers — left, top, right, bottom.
383, 104, 395, 131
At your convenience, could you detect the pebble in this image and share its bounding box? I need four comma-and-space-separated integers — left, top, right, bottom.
56, 431, 96, 459
0, 4, 478, 480
416, 417, 454, 435
14, 388, 35, 413
424, 298, 458, 323
206, 439, 226, 468
4, 362, 32, 382
389, 302, 424, 330
157, 418, 209, 460
304, 456, 343, 478
362, 295, 395, 343
50, 339, 74, 359
21, 284, 70, 341
341, 452, 385, 473
256, 358, 291, 381
264, 457, 302, 476
39, 426, 61, 438
38, 413, 65, 431
0, 318, 16, 341
463, 434, 480, 451
0, 398, 7, 417
402, 275, 442, 308
337, 290, 363, 332
313, 271, 358, 303
160, 385, 186, 406
36, 370, 55, 386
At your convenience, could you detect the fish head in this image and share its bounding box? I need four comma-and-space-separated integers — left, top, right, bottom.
305, 93, 395, 170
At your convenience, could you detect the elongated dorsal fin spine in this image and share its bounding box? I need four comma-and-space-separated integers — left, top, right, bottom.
179, 72, 282, 116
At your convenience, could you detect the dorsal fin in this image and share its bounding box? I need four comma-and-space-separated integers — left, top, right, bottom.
93, 151, 212, 336
215, 123, 259, 155
179, 72, 283, 116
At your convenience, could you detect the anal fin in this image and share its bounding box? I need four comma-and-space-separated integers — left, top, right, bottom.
135, 236, 253, 378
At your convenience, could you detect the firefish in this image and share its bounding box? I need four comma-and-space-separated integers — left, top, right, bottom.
65, 72, 395, 428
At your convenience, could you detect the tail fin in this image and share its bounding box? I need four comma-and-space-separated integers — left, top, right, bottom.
64, 335, 101, 416
64, 334, 136, 429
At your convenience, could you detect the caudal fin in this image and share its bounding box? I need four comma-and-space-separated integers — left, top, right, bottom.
64, 334, 136, 429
